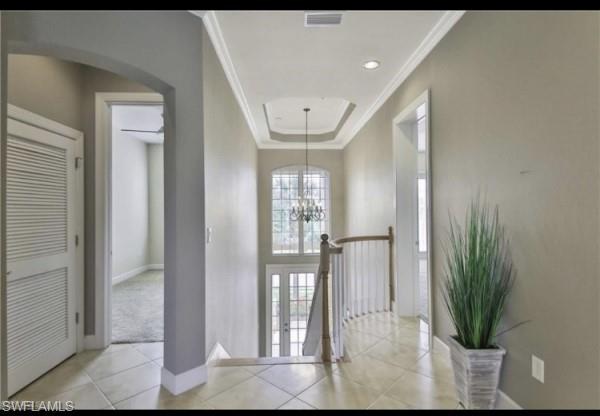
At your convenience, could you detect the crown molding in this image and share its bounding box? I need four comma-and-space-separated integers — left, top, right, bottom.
192, 10, 464, 150
337, 10, 465, 148
191, 10, 261, 145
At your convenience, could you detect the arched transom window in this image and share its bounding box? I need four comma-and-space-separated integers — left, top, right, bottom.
271, 166, 330, 255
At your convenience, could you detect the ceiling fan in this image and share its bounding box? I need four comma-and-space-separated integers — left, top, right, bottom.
120, 112, 164, 134
120, 125, 164, 134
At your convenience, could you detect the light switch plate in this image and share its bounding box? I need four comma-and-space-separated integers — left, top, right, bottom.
532, 355, 544, 383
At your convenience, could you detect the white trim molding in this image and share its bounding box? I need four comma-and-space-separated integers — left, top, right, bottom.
433, 336, 522, 409
198, 11, 259, 145
191, 11, 464, 150
94, 92, 164, 350
161, 364, 207, 396
338, 11, 465, 147
111, 264, 164, 286
207, 342, 231, 363
7, 104, 82, 141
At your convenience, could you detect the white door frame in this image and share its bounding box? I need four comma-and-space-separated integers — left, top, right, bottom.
6, 104, 85, 354
87, 92, 163, 349
392, 89, 433, 350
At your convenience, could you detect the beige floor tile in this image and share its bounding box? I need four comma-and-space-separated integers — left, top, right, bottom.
133, 342, 164, 360
184, 366, 254, 402
71, 344, 132, 367
386, 326, 430, 351
82, 348, 150, 381
11, 359, 92, 401
96, 362, 161, 404
278, 398, 316, 409
297, 373, 381, 409
114, 384, 213, 410
347, 318, 397, 338
365, 339, 427, 370
410, 351, 455, 385
114, 385, 175, 409
257, 364, 326, 396
368, 394, 412, 409
343, 328, 383, 357
334, 354, 405, 393
46, 382, 111, 410
236, 365, 272, 375
206, 376, 292, 409
385, 370, 458, 409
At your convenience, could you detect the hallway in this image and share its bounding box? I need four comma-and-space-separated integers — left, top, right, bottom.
9, 312, 458, 409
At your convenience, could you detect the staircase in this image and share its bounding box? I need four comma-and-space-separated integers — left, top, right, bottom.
212, 226, 395, 368
303, 227, 395, 362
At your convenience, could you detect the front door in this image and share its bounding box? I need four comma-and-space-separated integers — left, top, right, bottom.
6, 117, 82, 396
267, 265, 317, 357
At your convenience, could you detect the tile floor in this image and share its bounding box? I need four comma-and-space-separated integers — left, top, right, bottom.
9, 312, 461, 410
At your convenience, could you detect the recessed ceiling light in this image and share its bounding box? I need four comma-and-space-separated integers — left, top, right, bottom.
363, 60, 380, 70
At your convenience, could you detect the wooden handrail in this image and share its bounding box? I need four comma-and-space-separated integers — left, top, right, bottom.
320, 234, 332, 363
333, 234, 390, 245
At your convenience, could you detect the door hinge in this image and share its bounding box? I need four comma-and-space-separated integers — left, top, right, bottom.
75, 234, 79, 246
75, 156, 83, 169
75, 312, 79, 325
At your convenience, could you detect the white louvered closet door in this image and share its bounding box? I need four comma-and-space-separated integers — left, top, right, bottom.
6, 118, 78, 396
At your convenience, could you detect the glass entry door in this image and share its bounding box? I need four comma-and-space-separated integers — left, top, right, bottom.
266, 265, 317, 357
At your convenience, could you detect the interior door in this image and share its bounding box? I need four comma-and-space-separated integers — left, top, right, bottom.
6, 118, 80, 396
268, 265, 317, 357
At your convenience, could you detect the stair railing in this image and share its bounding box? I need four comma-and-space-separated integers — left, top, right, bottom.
302, 227, 394, 362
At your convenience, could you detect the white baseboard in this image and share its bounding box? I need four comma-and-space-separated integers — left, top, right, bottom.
161, 364, 207, 395
84, 335, 108, 350
207, 342, 231, 363
433, 335, 521, 409
112, 263, 164, 286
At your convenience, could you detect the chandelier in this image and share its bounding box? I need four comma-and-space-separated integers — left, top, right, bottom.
290, 108, 326, 223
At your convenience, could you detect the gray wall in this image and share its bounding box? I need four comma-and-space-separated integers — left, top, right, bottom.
80, 63, 152, 333
111, 130, 150, 280
8, 54, 84, 130
257, 149, 345, 355
343, 11, 599, 408
203, 27, 259, 357
7, 53, 152, 332
3, 10, 208, 377
148, 143, 164, 265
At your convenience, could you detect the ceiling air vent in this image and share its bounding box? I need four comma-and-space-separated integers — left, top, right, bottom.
304, 11, 343, 27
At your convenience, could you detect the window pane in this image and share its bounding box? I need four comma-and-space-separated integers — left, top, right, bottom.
288, 271, 316, 356
272, 170, 300, 254
272, 166, 329, 255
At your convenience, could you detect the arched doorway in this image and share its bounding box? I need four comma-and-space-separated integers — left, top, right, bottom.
1, 10, 209, 398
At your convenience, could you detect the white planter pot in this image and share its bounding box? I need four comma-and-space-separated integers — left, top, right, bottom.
447, 336, 506, 409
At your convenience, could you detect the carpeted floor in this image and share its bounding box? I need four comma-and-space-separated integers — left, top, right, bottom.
112, 270, 164, 343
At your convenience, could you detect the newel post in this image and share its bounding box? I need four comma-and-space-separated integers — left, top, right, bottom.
388, 226, 395, 307
320, 234, 332, 362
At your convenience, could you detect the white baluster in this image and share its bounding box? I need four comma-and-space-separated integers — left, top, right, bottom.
378, 240, 385, 311
383, 240, 392, 311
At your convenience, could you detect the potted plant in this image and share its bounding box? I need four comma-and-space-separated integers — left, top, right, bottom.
442, 199, 515, 409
